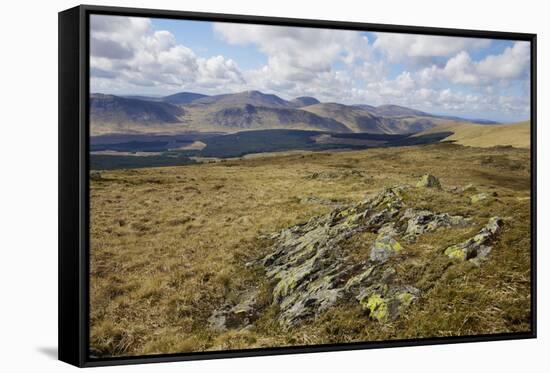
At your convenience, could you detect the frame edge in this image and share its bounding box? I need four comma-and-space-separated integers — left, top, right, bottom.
59, 5, 86, 368
59, 4, 537, 367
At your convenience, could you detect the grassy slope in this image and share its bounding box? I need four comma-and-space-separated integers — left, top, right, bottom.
90, 143, 531, 356
420, 121, 530, 148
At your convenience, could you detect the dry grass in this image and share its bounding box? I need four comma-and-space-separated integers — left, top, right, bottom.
419, 121, 530, 148
90, 142, 531, 357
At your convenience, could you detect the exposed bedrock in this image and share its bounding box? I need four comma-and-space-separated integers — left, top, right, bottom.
208, 176, 505, 331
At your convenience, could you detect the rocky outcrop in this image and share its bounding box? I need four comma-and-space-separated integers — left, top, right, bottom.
401, 208, 470, 242
207, 177, 505, 331
261, 186, 407, 326
444, 217, 504, 263
207, 290, 260, 331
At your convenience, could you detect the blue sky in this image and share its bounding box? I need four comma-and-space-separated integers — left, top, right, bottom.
90, 15, 531, 122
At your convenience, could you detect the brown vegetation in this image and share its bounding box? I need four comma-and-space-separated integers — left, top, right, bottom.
90, 142, 531, 357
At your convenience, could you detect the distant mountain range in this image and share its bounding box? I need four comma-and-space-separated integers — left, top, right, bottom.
90, 90, 499, 135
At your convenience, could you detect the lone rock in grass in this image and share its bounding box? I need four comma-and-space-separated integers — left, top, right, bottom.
357, 285, 420, 322
470, 193, 490, 204
444, 217, 504, 263
416, 174, 441, 189
90, 171, 103, 181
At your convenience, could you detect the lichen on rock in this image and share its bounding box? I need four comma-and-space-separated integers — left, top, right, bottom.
258, 186, 408, 325
357, 285, 421, 322
401, 208, 470, 241
208, 180, 504, 331
369, 233, 403, 263
444, 217, 504, 262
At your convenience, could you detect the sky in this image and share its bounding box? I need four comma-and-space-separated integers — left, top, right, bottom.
90, 15, 531, 122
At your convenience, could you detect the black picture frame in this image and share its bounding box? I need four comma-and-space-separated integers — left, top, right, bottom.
59, 4, 537, 368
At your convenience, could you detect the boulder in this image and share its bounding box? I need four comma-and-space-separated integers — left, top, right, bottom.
401, 208, 470, 241
416, 174, 441, 189
90, 171, 103, 181
444, 217, 504, 262
357, 285, 420, 322
207, 290, 260, 331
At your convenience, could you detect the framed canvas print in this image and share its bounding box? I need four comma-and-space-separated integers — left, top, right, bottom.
58, 4, 537, 367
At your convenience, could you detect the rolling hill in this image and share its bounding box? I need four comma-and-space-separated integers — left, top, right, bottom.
90, 90, 505, 136
368, 104, 432, 117
190, 90, 291, 109
418, 121, 530, 148
208, 104, 351, 132
290, 96, 321, 108
162, 92, 208, 105
303, 103, 441, 134
90, 94, 185, 125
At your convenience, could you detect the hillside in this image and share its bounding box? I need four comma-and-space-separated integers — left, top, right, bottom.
419, 121, 530, 148
190, 90, 291, 109
290, 96, 321, 108
369, 104, 432, 117
303, 103, 442, 134
90, 143, 531, 356
90, 90, 501, 136
207, 104, 351, 132
90, 94, 186, 134
302, 103, 391, 133
163, 92, 208, 104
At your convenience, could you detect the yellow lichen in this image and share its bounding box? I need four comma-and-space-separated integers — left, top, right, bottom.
444, 245, 466, 260
363, 294, 388, 322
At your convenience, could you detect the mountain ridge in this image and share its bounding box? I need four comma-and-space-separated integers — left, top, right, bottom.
90, 90, 503, 135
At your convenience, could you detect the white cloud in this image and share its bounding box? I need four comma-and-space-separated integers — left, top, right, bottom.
214, 23, 371, 83
374, 33, 491, 61
412, 41, 530, 87
442, 51, 479, 84
89, 15, 530, 121
477, 41, 530, 80
90, 15, 245, 94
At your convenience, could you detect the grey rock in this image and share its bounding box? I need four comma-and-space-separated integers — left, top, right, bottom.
416, 174, 441, 189
207, 290, 260, 331
357, 285, 420, 322
90, 171, 103, 181
444, 217, 504, 262
369, 234, 404, 263
300, 196, 343, 207
401, 208, 470, 241
260, 186, 407, 326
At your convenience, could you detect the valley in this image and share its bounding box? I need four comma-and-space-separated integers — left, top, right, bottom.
89, 89, 523, 170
